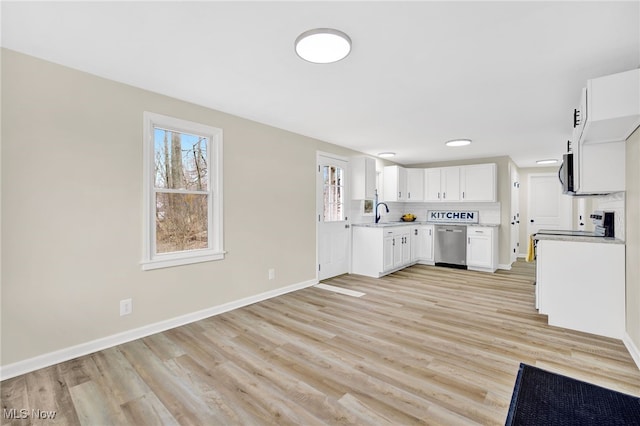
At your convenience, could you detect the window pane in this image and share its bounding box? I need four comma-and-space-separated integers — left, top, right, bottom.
156, 192, 208, 253
154, 128, 208, 191
322, 164, 344, 222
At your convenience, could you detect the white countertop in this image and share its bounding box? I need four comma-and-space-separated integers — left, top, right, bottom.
352, 222, 499, 228
533, 233, 624, 244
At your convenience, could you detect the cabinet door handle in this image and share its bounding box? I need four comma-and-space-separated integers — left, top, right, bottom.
437, 192, 440, 199
399, 191, 401, 198
429, 229, 432, 236
443, 192, 446, 199
408, 192, 411, 199
468, 237, 470, 244
414, 229, 418, 235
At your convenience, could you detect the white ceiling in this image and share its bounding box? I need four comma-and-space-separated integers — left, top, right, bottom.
2, 1, 639, 167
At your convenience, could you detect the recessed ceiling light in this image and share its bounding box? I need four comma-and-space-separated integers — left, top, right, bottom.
536, 159, 559, 165
295, 28, 351, 64
445, 139, 472, 147
378, 152, 396, 158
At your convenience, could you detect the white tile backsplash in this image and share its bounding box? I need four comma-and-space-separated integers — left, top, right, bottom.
350, 201, 502, 225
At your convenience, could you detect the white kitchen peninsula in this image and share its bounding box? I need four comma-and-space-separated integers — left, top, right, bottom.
535, 235, 625, 339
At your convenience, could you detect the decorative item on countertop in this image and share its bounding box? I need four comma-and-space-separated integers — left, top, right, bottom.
401, 213, 416, 222
427, 210, 479, 224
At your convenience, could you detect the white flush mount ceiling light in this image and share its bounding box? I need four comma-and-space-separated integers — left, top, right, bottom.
536, 159, 559, 165
378, 152, 396, 158
295, 28, 351, 64
445, 139, 472, 147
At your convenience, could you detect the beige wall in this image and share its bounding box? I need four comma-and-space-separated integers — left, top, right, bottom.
626, 127, 640, 354
412, 156, 513, 266
0, 49, 363, 366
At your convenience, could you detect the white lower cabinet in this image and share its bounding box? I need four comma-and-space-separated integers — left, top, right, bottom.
353, 226, 412, 277
391, 228, 411, 270
466, 226, 497, 272
411, 225, 434, 263
353, 224, 495, 277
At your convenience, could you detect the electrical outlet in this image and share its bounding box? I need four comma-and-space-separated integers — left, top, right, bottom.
268, 268, 275, 280
120, 298, 132, 316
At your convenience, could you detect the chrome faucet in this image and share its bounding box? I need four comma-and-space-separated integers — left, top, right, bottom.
374, 190, 389, 223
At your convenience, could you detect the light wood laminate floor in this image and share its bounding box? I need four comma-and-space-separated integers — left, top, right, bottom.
2, 261, 639, 425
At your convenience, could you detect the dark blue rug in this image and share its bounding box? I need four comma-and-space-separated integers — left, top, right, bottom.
505, 363, 640, 425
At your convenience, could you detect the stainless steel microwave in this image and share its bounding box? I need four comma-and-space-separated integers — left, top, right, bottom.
559, 153, 575, 194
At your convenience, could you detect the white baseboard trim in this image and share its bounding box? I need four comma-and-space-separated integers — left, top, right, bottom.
623, 332, 640, 371
498, 263, 512, 271
0, 278, 317, 381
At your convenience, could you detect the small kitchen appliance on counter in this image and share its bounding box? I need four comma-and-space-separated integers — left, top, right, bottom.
590, 210, 615, 237
536, 210, 615, 239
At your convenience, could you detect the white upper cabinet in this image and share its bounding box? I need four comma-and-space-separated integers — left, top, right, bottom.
424, 168, 442, 201
406, 168, 424, 202
424, 164, 496, 203
461, 163, 497, 202
351, 156, 376, 200
386, 163, 497, 203
581, 68, 640, 145
382, 165, 408, 202
441, 167, 461, 201
424, 167, 461, 201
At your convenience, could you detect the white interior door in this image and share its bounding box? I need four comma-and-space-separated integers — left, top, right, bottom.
510, 168, 520, 263
527, 173, 572, 237
317, 154, 350, 280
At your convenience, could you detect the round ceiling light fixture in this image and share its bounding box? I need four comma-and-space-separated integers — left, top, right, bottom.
445, 139, 472, 147
378, 152, 396, 158
536, 159, 559, 165
295, 28, 351, 64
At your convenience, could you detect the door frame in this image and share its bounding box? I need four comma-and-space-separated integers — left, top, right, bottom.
509, 166, 520, 264
316, 151, 351, 281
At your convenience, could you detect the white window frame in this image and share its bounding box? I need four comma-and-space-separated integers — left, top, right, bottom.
141, 112, 224, 270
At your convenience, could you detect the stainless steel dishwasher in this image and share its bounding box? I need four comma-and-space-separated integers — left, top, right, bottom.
435, 225, 467, 268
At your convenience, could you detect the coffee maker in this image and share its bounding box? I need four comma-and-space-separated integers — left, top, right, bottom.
590, 211, 615, 238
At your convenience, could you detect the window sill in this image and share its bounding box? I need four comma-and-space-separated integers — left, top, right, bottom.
141, 251, 226, 271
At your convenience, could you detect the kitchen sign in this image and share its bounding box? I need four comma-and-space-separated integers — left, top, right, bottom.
427, 210, 479, 224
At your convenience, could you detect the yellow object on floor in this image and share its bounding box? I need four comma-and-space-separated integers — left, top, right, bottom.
526, 234, 535, 262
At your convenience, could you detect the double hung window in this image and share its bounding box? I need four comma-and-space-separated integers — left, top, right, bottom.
142, 112, 224, 270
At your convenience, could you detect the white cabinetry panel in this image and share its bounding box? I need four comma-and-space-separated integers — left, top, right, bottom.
424, 168, 442, 201
536, 240, 625, 339
466, 226, 497, 272
411, 225, 434, 263
351, 156, 376, 200
406, 169, 424, 202
382, 165, 407, 202
462, 164, 496, 202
